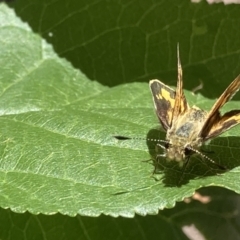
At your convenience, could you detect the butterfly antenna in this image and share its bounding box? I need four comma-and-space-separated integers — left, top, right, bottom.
113, 135, 168, 145
187, 146, 227, 170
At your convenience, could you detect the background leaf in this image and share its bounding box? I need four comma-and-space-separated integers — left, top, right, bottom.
1, 0, 240, 239
8, 0, 240, 96
0, 187, 239, 240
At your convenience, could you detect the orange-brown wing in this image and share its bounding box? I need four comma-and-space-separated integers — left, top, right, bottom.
172, 45, 189, 121
149, 79, 176, 131
149, 46, 189, 130
205, 110, 240, 140
200, 75, 240, 140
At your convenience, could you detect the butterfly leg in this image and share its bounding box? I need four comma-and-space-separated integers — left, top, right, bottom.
178, 157, 191, 185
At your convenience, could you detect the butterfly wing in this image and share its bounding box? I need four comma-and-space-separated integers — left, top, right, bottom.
205, 110, 240, 140
149, 79, 176, 131
200, 75, 240, 140
149, 46, 189, 131
172, 45, 189, 120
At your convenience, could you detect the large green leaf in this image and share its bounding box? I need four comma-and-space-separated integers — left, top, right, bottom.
0, 4, 240, 220
1, 2, 240, 239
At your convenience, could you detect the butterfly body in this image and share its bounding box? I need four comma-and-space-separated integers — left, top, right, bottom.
165, 107, 207, 163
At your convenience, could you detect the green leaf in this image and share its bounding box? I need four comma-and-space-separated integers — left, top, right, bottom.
1, 2, 240, 239
1, 3, 240, 221
0, 187, 239, 240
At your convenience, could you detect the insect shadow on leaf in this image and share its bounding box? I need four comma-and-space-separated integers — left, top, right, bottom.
144, 128, 240, 186
114, 130, 231, 187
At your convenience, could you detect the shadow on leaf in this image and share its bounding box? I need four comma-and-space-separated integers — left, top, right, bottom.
146, 129, 240, 187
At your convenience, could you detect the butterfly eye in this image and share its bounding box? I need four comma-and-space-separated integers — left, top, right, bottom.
184, 148, 192, 156
165, 142, 170, 149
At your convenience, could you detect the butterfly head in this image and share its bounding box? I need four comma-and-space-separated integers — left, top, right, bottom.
162, 141, 193, 165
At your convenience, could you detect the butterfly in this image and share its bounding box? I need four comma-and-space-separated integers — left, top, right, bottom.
115, 47, 240, 171
149, 47, 240, 167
